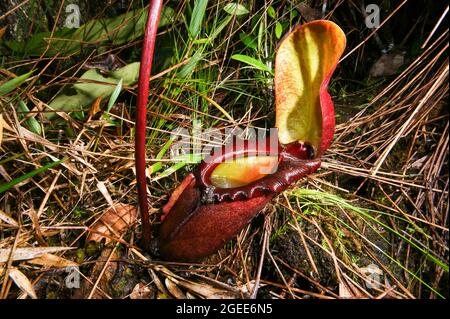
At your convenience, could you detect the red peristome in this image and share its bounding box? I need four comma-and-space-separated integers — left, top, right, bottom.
197, 138, 320, 202
197, 136, 281, 187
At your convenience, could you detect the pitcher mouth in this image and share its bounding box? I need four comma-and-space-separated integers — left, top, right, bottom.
196, 138, 320, 203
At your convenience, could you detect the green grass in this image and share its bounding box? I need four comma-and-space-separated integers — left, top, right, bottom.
286, 188, 447, 298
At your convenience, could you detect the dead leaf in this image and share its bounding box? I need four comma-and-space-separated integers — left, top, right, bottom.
408, 155, 430, 170
369, 52, 406, 77
194, 273, 247, 297
359, 263, 384, 290
8, 268, 38, 299
167, 275, 237, 299
0, 26, 7, 40
149, 269, 171, 297
155, 266, 238, 299
295, 3, 321, 21
339, 281, 354, 298
28, 253, 78, 268
0, 209, 19, 227
165, 277, 186, 299
0, 113, 14, 147
87, 203, 137, 244
0, 246, 75, 263
0, 113, 15, 132
339, 278, 368, 299
97, 181, 113, 206
130, 283, 155, 299
88, 95, 103, 117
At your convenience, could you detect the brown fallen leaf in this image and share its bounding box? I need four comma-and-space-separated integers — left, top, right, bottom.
0, 246, 75, 263
87, 203, 137, 245
88, 95, 103, 117
28, 253, 78, 268
130, 282, 155, 299
0, 113, 14, 147
369, 52, 406, 77
166, 275, 237, 299
97, 181, 114, 206
9, 268, 38, 299
0, 26, 7, 40
295, 3, 321, 21
149, 268, 171, 297
339, 278, 368, 299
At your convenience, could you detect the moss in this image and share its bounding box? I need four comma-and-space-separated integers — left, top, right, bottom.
72, 208, 90, 220
46, 291, 59, 299
75, 248, 85, 264
85, 241, 102, 257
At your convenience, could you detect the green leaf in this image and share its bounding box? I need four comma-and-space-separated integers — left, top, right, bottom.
189, 0, 209, 38
0, 72, 33, 96
239, 33, 257, 50
45, 62, 140, 119
208, 15, 233, 42
267, 6, 277, 19
150, 136, 177, 174
231, 54, 272, 73
290, 9, 299, 20
153, 153, 203, 180
171, 153, 203, 164
5, 7, 174, 57
0, 158, 66, 193
106, 79, 123, 112
275, 22, 283, 39
257, 19, 264, 52
153, 162, 186, 181
223, 3, 249, 16
178, 50, 203, 78
17, 100, 42, 135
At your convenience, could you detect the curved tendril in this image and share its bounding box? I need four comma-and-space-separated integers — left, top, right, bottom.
135, 0, 163, 249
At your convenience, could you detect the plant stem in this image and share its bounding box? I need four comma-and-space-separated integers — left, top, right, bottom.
136, 0, 163, 250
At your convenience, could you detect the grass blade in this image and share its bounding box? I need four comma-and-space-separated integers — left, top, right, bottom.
0, 157, 66, 193
189, 0, 208, 38
223, 3, 249, 16
231, 54, 272, 74
106, 78, 123, 112
0, 71, 33, 96
289, 189, 447, 298
17, 100, 42, 135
